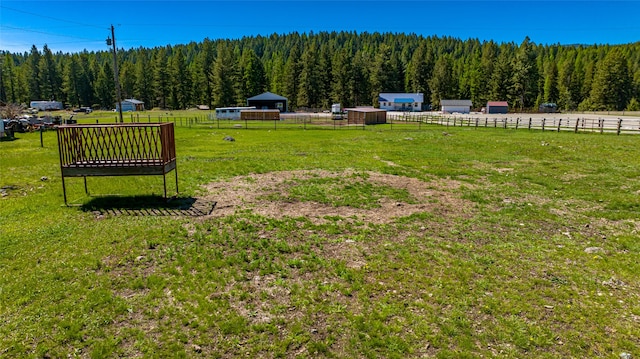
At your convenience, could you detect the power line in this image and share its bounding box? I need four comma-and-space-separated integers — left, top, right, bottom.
0, 5, 107, 30
1, 25, 99, 42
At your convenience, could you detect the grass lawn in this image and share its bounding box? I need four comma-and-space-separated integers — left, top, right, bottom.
1, 115, 639, 358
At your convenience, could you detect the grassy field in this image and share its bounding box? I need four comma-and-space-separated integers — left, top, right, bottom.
1, 113, 639, 358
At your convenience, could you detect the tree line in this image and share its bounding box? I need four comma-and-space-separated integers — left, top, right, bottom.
1, 31, 639, 112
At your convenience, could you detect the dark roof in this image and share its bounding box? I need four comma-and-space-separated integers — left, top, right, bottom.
247, 92, 288, 101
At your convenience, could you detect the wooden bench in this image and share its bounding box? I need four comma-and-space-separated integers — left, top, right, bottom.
57, 123, 178, 205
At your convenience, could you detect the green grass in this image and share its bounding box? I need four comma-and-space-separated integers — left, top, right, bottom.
1, 115, 639, 358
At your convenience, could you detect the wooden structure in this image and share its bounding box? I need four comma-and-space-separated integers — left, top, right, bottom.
240, 109, 280, 121
57, 123, 178, 204
486, 101, 509, 114
346, 108, 387, 125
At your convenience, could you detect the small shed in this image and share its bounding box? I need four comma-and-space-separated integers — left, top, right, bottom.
247, 92, 288, 112
440, 100, 472, 114
117, 99, 145, 112
240, 109, 280, 121
345, 108, 387, 125
486, 101, 508, 114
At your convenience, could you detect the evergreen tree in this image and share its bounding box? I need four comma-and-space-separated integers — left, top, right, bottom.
297, 43, 321, 109
170, 49, 192, 109
488, 50, 512, 102
510, 37, 538, 111
429, 55, 456, 108
331, 47, 353, 108
282, 45, 302, 110
370, 44, 394, 106
134, 51, 153, 108
1, 53, 17, 103
153, 47, 170, 109
590, 48, 632, 110
38, 45, 62, 101
119, 61, 136, 100
62, 54, 82, 107
94, 61, 114, 109
543, 58, 559, 104
241, 48, 267, 98
212, 42, 236, 107
27, 45, 41, 101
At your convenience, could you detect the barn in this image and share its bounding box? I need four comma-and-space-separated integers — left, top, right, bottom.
440, 99, 472, 114
345, 108, 387, 125
247, 92, 288, 112
116, 99, 145, 112
486, 101, 509, 114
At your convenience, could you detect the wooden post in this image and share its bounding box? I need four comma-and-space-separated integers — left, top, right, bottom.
557, 119, 562, 132
515, 118, 519, 130
40, 125, 44, 147
574, 118, 579, 133
528, 117, 532, 130
600, 119, 604, 134
617, 118, 622, 135
542, 118, 546, 131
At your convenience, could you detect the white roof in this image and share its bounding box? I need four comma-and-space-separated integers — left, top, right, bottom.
441, 99, 472, 106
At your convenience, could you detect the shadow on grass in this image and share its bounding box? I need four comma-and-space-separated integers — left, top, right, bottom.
80, 195, 216, 217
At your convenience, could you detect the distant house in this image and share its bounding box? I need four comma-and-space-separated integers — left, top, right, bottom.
345, 107, 387, 125
30, 101, 63, 111
116, 99, 145, 112
247, 92, 288, 112
486, 101, 509, 114
440, 99, 472, 114
378, 93, 424, 112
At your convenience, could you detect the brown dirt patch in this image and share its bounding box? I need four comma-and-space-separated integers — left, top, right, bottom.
202, 170, 473, 224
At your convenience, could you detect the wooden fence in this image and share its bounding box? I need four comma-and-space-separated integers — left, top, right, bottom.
96, 112, 640, 135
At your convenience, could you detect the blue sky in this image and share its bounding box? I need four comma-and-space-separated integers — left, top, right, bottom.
1, 1, 639, 54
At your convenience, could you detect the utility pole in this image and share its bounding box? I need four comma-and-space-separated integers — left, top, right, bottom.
107, 25, 123, 123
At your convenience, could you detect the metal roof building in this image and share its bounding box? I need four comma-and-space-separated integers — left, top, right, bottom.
116, 99, 145, 112
247, 92, 288, 112
440, 99, 472, 114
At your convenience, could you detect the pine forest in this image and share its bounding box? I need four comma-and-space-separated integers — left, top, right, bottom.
1, 31, 639, 112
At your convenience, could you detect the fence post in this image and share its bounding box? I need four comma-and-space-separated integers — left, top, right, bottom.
575, 118, 579, 133
617, 118, 622, 135
600, 119, 604, 134
542, 118, 546, 131
528, 118, 532, 130
557, 119, 562, 132
515, 117, 520, 130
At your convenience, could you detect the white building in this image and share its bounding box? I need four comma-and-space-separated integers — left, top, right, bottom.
440, 99, 473, 114
378, 93, 424, 112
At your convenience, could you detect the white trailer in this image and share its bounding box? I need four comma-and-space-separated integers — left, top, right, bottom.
29, 101, 63, 111
215, 106, 256, 120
